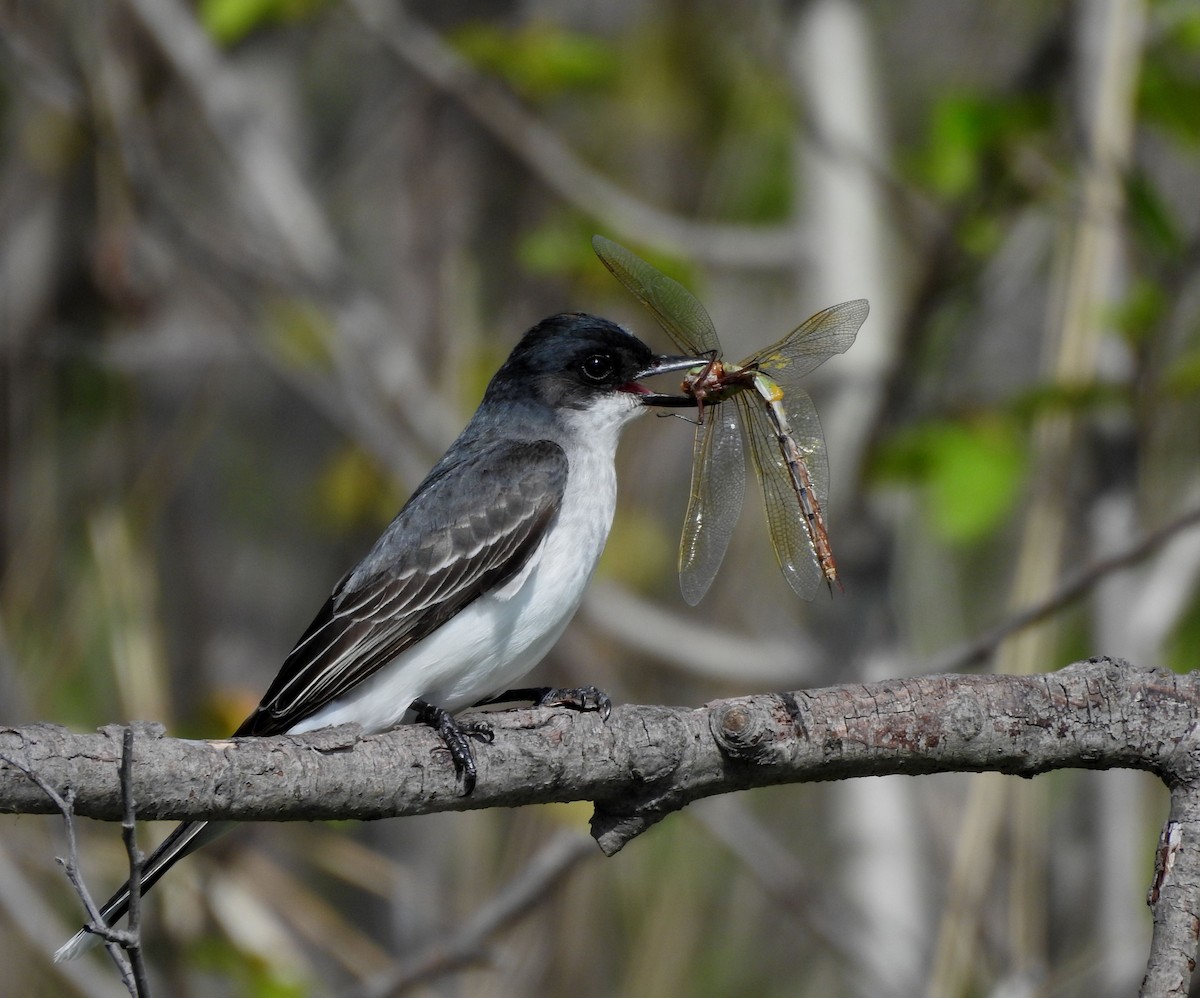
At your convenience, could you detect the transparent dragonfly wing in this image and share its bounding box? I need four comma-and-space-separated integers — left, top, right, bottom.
679, 399, 745, 606
738, 392, 824, 600
591, 235, 720, 355
748, 299, 869, 388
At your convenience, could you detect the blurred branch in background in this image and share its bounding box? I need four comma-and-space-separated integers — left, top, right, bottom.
346, 0, 806, 268
352, 832, 597, 998
932, 498, 1200, 674
931, 3, 1148, 991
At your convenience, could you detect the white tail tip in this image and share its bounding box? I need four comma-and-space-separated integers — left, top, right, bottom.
53, 928, 101, 963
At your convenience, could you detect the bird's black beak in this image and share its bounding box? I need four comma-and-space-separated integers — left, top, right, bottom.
623, 354, 701, 408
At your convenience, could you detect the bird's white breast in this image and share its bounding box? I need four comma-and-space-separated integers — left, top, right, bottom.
291, 408, 632, 734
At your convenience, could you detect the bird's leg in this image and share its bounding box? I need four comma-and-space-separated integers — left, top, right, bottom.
475, 686, 612, 721
410, 698, 494, 796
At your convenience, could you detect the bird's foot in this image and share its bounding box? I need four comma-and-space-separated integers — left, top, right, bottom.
475, 685, 613, 720
411, 698, 494, 796
533, 685, 612, 720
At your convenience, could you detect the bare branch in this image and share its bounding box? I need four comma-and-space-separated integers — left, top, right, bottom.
1143, 777, 1200, 995
0, 660, 1191, 826
4, 660, 1200, 991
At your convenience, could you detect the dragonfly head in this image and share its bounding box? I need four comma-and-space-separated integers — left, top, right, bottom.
623, 353, 703, 408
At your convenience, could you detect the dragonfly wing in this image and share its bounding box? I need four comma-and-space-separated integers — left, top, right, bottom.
750, 299, 869, 386
679, 401, 745, 606
592, 235, 720, 355
739, 393, 823, 600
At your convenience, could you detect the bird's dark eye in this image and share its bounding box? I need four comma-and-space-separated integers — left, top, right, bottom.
580, 353, 615, 383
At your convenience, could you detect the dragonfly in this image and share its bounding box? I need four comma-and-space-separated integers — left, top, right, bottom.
592, 235, 868, 605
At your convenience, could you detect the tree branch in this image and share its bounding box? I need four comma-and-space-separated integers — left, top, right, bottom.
3, 659, 1198, 993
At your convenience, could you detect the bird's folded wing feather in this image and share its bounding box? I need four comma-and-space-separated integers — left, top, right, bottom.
234, 438, 568, 736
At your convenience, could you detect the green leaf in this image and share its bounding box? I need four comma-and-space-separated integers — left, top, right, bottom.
200, 0, 324, 46
927, 421, 1024, 542
451, 21, 618, 100
911, 91, 1048, 198
921, 94, 991, 197
876, 417, 1026, 543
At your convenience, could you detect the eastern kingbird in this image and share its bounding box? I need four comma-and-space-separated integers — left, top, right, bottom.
56, 312, 696, 962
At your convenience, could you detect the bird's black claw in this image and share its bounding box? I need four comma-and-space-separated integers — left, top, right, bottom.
459, 719, 495, 744
535, 685, 612, 721
411, 699, 493, 795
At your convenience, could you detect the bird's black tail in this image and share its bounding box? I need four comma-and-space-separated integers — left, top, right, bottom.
54, 819, 230, 962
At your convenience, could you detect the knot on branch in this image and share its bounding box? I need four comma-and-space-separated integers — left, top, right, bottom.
709, 699, 778, 763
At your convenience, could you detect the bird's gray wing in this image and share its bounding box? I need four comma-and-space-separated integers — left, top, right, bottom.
235, 438, 568, 737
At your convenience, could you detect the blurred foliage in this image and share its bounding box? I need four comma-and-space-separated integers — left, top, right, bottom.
1125, 169, 1186, 259
1167, 595, 1200, 675
516, 214, 606, 278
314, 445, 404, 531
262, 297, 336, 372
3, 1, 1200, 996
19, 106, 87, 176
876, 416, 1027, 543
1109, 276, 1169, 344
1137, 8, 1200, 148
452, 20, 620, 100
518, 213, 700, 293
1163, 345, 1200, 396
190, 935, 310, 998
200, 0, 326, 45
1006, 380, 1131, 421
911, 91, 1052, 200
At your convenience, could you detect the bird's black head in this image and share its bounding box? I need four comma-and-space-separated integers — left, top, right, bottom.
484, 313, 694, 415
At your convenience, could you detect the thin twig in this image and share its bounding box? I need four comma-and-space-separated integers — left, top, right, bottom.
118, 728, 151, 996
929, 503, 1200, 674
0, 841, 127, 998
0, 746, 137, 996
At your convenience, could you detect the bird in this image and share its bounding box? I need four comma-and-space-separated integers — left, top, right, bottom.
55, 312, 697, 962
